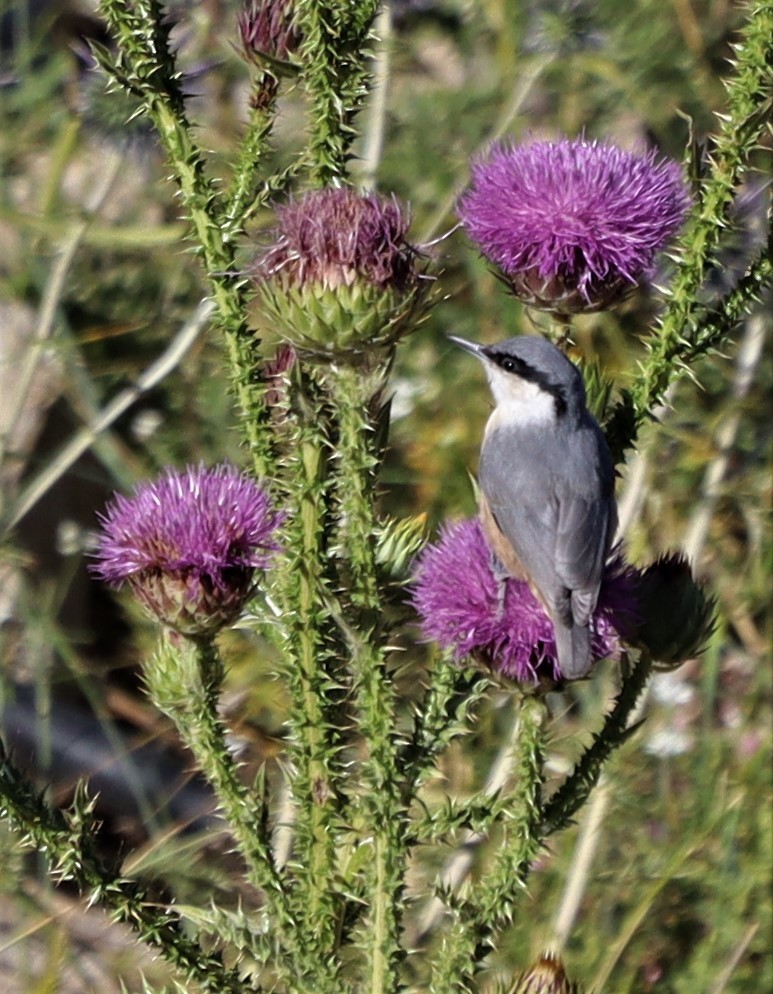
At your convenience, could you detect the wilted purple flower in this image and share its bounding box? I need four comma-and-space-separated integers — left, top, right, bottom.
91, 464, 284, 637
238, 0, 301, 65
253, 186, 418, 292
458, 138, 690, 313
411, 518, 639, 683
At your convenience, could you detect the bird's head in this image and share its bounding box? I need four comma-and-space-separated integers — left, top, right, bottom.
447, 334, 585, 425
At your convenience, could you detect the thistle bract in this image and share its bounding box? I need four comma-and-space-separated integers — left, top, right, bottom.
251, 186, 428, 362
411, 518, 639, 684
509, 953, 583, 994
91, 464, 284, 637
458, 138, 690, 314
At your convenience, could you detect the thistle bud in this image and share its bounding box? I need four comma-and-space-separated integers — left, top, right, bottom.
632, 553, 716, 667
509, 953, 582, 994
238, 0, 301, 67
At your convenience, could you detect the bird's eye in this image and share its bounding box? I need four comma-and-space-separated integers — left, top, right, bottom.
500, 357, 516, 372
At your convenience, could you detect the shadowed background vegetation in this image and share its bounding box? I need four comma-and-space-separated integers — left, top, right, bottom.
0, 0, 770, 991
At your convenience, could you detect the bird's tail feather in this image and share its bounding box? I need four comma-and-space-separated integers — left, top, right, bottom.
554, 620, 592, 680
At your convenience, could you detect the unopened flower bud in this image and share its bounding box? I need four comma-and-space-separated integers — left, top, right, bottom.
633, 553, 715, 667
238, 0, 301, 67
509, 953, 582, 994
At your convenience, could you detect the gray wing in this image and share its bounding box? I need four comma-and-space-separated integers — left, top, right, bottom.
480, 420, 616, 626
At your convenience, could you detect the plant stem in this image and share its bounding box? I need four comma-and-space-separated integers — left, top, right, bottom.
98, 0, 275, 478
328, 364, 406, 992
275, 376, 346, 982
295, 0, 381, 185
541, 653, 652, 837
223, 103, 278, 239
606, 0, 773, 450
427, 693, 548, 994
0, 743, 246, 994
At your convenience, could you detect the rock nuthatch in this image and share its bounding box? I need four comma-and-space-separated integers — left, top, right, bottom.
448, 334, 618, 679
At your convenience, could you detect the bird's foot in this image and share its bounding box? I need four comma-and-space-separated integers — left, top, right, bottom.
488, 551, 509, 618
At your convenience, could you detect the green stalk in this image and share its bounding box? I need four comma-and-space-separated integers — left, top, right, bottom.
0, 744, 245, 994
541, 653, 652, 837
606, 0, 773, 451
328, 364, 406, 992
295, 0, 381, 185
146, 639, 287, 906
223, 103, 279, 238
148, 635, 344, 990
274, 382, 347, 983
98, 0, 275, 478
427, 694, 548, 994
130, 95, 275, 478
403, 658, 491, 798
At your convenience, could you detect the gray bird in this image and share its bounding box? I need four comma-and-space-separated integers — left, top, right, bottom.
449, 334, 618, 679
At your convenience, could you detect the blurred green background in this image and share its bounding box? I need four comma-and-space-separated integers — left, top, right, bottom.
0, 1, 770, 991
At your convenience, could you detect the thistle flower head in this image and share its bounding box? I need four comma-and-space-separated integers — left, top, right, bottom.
458, 137, 690, 313
253, 186, 417, 292
238, 0, 301, 65
411, 518, 639, 684
251, 187, 428, 362
91, 464, 284, 637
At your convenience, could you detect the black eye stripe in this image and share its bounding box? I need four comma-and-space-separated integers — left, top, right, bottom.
482, 347, 568, 417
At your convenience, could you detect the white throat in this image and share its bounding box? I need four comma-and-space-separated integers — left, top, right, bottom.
484, 365, 556, 428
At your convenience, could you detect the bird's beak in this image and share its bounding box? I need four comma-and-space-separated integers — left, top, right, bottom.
446, 334, 484, 358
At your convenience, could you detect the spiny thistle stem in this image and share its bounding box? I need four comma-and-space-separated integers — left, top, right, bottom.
329, 365, 384, 609
98, 0, 275, 478
223, 105, 280, 239
541, 653, 652, 837
326, 364, 409, 990
0, 743, 246, 994
615, 0, 772, 443
403, 659, 492, 796
295, 0, 380, 184
689, 236, 773, 359
427, 694, 548, 994
144, 639, 289, 905
275, 387, 347, 980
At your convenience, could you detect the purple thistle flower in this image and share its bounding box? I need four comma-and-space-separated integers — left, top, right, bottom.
458, 138, 691, 313
252, 186, 418, 292
91, 464, 285, 637
411, 518, 639, 683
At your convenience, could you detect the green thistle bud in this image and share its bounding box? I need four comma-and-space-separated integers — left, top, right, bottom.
632, 553, 716, 667
250, 187, 430, 364
509, 953, 583, 994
